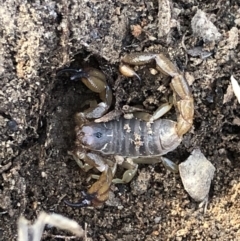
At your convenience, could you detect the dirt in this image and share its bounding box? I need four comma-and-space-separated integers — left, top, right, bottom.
1, 0, 240, 240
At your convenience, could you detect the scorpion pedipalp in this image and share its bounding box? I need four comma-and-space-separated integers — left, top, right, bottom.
65, 167, 113, 207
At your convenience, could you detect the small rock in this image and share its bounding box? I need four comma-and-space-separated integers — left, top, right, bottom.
7, 120, 18, 132
191, 10, 221, 42
179, 149, 215, 202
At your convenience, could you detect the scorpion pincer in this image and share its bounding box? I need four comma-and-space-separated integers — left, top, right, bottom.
57, 67, 113, 119
59, 53, 194, 207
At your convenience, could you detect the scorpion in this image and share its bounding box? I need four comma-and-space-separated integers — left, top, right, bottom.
58, 53, 194, 207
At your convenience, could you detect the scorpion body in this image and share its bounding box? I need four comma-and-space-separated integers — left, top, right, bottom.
77, 117, 181, 157
59, 52, 194, 207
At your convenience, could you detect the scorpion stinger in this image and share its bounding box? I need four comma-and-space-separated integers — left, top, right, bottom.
119, 63, 141, 82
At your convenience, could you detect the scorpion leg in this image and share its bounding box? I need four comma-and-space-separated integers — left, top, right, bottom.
57, 67, 112, 119
112, 156, 139, 184
132, 96, 173, 122
132, 156, 179, 173
112, 155, 179, 184
68, 150, 93, 172
112, 152, 177, 184
161, 157, 179, 173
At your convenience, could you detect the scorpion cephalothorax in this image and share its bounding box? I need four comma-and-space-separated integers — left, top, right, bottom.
58, 53, 194, 207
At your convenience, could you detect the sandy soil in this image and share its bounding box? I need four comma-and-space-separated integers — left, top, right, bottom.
0, 0, 240, 240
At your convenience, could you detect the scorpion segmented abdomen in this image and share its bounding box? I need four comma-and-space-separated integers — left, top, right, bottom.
82, 117, 182, 157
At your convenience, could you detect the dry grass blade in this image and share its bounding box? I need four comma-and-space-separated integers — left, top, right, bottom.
231, 75, 240, 104
17, 212, 85, 241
